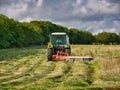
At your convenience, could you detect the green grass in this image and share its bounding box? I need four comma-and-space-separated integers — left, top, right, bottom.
0, 45, 120, 90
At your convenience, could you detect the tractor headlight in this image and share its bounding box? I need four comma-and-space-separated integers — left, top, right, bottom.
48, 42, 53, 48
64, 45, 69, 48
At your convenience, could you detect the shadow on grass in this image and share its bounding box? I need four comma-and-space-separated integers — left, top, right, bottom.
0, 46, 47, 61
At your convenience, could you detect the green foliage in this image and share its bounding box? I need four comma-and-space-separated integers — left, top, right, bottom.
68, 28, 95, 44
118, 33, 120, 44
95, 32, 119, 44
0, 14, 120, 49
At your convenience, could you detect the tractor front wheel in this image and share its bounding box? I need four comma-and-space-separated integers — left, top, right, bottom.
47, 48, 53, 61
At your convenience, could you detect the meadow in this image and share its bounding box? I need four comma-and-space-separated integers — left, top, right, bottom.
0, 45, 120, 90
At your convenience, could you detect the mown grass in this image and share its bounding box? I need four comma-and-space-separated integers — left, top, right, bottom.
72, 45, 120, 88
0, 45, 120, 90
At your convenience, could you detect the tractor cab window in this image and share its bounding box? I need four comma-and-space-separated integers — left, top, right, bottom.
51, 35, 66, 45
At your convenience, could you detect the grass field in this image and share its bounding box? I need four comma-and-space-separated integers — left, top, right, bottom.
0, 45, 120, 90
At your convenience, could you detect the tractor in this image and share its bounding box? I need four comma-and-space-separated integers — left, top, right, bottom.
47, 32, 71, 61
47, 32, 93, 61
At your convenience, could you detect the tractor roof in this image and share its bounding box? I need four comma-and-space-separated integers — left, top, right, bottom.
51, 32, 66, 35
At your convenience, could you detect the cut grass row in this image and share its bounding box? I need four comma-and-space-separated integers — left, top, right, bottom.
72, 45, 120, 88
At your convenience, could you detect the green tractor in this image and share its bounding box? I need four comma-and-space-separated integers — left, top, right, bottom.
47, 32, 71, 61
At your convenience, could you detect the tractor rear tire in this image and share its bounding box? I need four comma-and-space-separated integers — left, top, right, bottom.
47, 48, 53, 61
65, 48, 71, 56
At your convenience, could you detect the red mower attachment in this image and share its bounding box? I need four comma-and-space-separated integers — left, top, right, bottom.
52, 51, 69, 61
52, 51, 93, 61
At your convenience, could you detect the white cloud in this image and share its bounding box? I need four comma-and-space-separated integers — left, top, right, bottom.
37, 0, 43, 7
20, 17, 33, 22
72, 0, 119, 16
0, 2, 28, 19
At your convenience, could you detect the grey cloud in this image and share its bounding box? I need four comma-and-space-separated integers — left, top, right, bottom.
0, 0, 43, 19
41, 0, 74, 19
40, 0, 120, 22
106, 0, 120, 3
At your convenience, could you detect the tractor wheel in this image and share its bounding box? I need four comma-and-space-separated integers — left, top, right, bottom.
47, 48, 53, 61
65, 48, 71, 56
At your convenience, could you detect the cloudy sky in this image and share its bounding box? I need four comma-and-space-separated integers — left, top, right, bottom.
0, 0, 120, 34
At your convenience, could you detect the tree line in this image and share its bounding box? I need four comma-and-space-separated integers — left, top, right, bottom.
0, 14, 120, 48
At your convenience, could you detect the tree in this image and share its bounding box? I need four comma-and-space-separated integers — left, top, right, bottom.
95, 32, 119, 44
68, 28, 95, 44
118, 33, 120, 44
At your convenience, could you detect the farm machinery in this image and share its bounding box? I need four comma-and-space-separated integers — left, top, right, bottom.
47, 32, 93, 61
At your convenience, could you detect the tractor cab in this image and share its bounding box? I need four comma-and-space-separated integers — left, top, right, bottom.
50, 32, 69, 45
